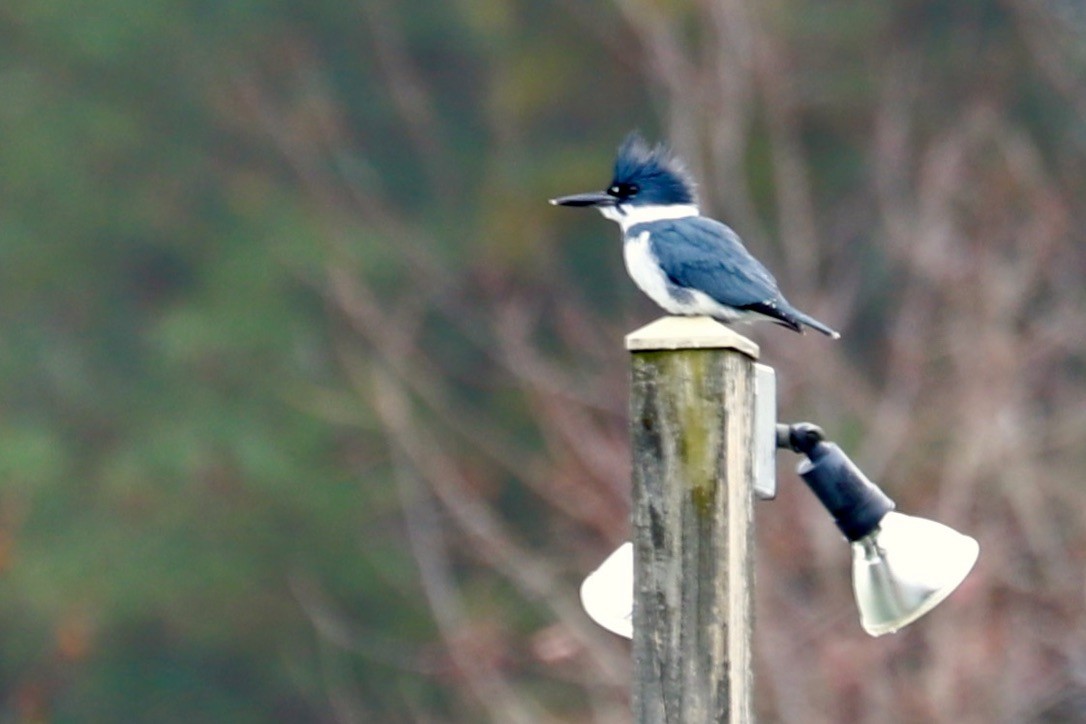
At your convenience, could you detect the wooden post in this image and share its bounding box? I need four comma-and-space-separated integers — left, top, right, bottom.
626, 316, 759, 724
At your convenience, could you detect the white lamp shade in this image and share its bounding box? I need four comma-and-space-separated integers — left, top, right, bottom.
580, 542, 634, 639
852, 512, 980, 637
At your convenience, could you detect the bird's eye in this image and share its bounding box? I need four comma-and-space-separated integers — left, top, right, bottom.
608, 183, 639, 198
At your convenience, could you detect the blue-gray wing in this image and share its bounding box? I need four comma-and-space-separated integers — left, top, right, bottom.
634, 217, 781, 308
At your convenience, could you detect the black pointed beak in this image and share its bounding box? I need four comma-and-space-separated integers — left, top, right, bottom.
549, 191, 616, 208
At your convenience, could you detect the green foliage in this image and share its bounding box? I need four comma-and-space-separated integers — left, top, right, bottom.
0, 0, 642, 716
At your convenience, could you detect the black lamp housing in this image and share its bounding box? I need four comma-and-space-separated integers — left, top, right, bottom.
777, 423, 895, 541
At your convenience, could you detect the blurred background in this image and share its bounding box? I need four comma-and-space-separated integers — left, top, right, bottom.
3, 0, 1086, 721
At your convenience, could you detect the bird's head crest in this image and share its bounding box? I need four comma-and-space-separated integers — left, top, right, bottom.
609, 132, 698, 207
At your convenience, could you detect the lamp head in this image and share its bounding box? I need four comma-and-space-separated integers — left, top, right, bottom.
851, 511, 979, 636
580, 542, 633, 639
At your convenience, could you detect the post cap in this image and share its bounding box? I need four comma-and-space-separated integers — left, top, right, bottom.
625, 316, 760, 358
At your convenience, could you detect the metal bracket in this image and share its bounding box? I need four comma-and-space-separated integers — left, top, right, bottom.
753, 364, 777, 500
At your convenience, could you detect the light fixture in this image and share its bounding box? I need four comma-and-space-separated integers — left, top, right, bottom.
778, 423, 980, 637
579, 422, 979, 640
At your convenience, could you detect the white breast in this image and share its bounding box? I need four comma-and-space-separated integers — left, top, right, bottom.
623, 231, 684, 313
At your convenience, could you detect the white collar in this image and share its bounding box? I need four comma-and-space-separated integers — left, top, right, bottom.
598, 203, 700, 232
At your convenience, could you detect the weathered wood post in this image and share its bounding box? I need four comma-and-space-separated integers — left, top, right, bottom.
626, 316, 759, 724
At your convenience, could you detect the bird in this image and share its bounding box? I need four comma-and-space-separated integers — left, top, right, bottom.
550, 133, 840, 339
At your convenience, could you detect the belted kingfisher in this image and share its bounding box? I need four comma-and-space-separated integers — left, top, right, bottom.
550, 133, 840, 338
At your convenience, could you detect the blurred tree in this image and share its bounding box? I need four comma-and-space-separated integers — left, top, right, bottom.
1, 0, 1085, 722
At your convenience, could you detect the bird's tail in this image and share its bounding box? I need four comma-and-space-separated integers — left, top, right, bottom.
744, 300, 841, 339
789, 308, 840, 339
